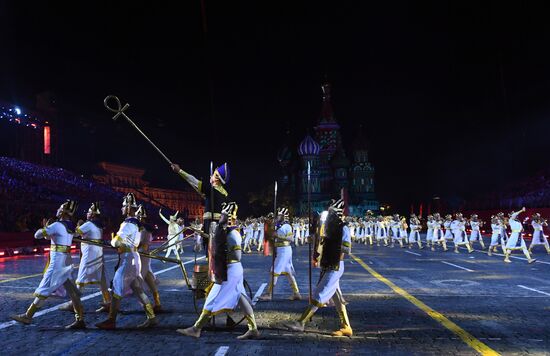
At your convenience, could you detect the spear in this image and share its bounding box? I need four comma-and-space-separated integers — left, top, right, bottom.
307, 161, 312, 303
270, 181, 277, 299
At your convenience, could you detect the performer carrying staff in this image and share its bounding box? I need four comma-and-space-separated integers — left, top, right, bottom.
60, 202, 110, 313
285, 198, 353, 337
468, 214, 485, 250
11, 200, 86, 329
96, 193, 158, 329
159, 209, 184, 260
528, 213, 550, 254
177, 202, 260, 339
259, 207, 302, 301
503, 207, 536, 264
408, 214, 423, 249
137, 205, 162, 312
171, 163, 229, 254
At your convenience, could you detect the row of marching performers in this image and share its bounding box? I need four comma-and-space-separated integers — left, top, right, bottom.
348, 209, 547, 263
237, 217, 310, 253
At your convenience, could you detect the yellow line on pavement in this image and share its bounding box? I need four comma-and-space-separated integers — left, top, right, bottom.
350, 253, 500, 356
0, 273, 43, 284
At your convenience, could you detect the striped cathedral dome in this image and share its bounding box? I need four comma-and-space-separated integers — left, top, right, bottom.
298, 134, 320, 156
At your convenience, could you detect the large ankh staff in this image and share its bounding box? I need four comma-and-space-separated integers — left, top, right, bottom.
104, 95, 173, 165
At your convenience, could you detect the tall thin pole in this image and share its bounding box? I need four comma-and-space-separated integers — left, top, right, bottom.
270, 181, 278, 299
307, 161, 312, 303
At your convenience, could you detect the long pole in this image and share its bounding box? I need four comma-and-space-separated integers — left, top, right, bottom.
270, 181, 277, 299
307, 161, 312, 303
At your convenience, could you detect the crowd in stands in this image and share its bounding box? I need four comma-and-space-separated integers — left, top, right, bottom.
466, 169, 550, 210
0, 157, 163, 233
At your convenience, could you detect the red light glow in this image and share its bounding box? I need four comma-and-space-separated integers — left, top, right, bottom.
44, 126, 51, 154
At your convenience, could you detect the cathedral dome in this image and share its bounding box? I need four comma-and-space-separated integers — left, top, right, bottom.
298, 134, 320, 156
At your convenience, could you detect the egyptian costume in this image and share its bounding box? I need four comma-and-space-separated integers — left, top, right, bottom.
451, 213, 473, 253
504, 209, 535, 263
159, 209, 183, 260
177, 202, 260, 340
11, 200, 86, 329
390, 215, 405, 248
96, 193, 157, 329
260, 207, 301, 301
528, 214, 550, 254
286, 198, 352, 337
468, 214, 485, 249
408, 215, 423, 249
137, 205, 162, 311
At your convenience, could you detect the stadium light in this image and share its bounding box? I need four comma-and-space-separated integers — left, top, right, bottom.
14, 107, 21, 115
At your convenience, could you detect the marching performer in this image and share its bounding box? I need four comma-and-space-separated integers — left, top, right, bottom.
159, 209, 184, 260
426, 215, 435, 250
468, 214, 485, 249
365, 213, 375, 245
528, 213, 550, 254
191, 217, 204, 252
137, 205, 162, 312
257, 217, 265, 252
60, 202, 110, 313
171, 162, 230, 254
243, 218, 254, 253
96, 193, 158, 329
408, 214, 423, 249
503, 208, 536, 263
375, 215, 388, 246
390, 214, 405, 248
488, 215, 503, 256
11, 200, 86, 329
443, 214, 454, 247
451, 213, 473, 253
433, 213, 447, 251
259, 207, 301, 301
177, 202, 260, 339
285, 198, 352, 337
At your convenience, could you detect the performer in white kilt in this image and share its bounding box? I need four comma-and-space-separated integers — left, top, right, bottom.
259, 207, 301, 301
257, 217, 265, 252
432, 213, 448, 251
177, 202, 260, 339
11, 200, 86, 329
488, 215, 503, 256
160, 209, 184, 260
375, 215, 388, 246
390, 214, 405, 248
60, 202, 111, 313
468, 214, 485, 249
426, 215, 435, 250
137, 205, 162, 312
451, 213, 473, 253
443, 214, 454, 246
528, 213, 550, 254
365, 212, 375, 245
408, 214, 423, 249
96, 193, 157, 329
286, 198, 353, 337
503, 208, 536, 264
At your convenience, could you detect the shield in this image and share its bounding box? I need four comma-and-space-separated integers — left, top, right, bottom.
207, 221, 228, 283
320, 210, 343, 270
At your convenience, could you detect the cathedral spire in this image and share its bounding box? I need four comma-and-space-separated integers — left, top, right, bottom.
319, 80, 335, 124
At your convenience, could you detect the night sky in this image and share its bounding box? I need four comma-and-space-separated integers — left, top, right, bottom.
1, 1, 550, 215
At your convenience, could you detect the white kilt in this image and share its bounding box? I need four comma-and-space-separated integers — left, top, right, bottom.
312, 261, 344, 306
469, 230, 482, 242
408, 231, 420, 243
531, 230, 547, 245
426, 230, 434, 242
453, 230, 468, 244
505, 232, 527, 250
112, 251, 142, 298
444, 230, 453, 240
76, 243, 104, 286
34, 251, 73, 298
273, 245, 295, 276
490, 232, 501, 246
203, 262, 247, 314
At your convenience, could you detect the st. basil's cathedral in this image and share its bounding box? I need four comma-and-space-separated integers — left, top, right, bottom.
277, 82, 379, 216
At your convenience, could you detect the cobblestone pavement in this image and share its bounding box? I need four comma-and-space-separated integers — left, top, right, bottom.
1, 238, 550, 355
